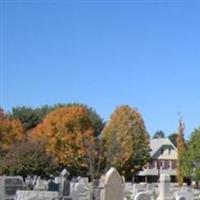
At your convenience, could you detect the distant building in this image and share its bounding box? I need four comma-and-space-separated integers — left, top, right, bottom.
137, 138, 177, 182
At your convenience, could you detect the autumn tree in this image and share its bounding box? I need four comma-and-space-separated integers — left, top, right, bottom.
0, 108, 23, 156
102, 105, 150, 179
176, 119, 186, 187
31, 105, 103, 177
10, 103, 104, 135
0, 137, 58, 177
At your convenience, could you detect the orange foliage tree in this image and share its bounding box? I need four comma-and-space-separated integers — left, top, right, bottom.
31, 105, 100, 176
0, 108, 23, 156
102, 105, 150, 179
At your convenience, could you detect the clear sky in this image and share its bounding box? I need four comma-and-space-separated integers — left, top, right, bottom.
0, 0, 200, 138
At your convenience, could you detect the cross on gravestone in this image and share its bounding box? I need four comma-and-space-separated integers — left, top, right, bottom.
100, 167, 124, 200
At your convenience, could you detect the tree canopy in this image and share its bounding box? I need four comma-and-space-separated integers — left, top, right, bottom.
176, 119, 186, 187
10, 103, 104, 135
153, 130, 165, 139
31, 105, 102, 176
0, 137, 58, 177
183, 128, 200, 181
0, 108, 23, 156
102, 105, 150, 179
10, 106, 55, 131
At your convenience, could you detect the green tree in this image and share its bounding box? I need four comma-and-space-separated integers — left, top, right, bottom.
153, 130, 165, 139
182, 128, 200, 182
176, 119, 186, 187
0, 137, 58, 178
168, 133, 178, 147
102, 105, 150, 179
10, 106, 53, 131
10, 103, 104, 135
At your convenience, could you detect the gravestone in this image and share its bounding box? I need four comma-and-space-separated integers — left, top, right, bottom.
134, 191, 151, 200
15, 190, 59, 200
59, 168, 71, 199
76, 181, 90, 200
62, 179, 70, 196
157, 174, 172, 200
0, 176, 24, 200
48, 180, 59, 192
100, 167, 124, 200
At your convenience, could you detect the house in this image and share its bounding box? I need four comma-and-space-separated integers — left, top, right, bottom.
137, 138, 177, 182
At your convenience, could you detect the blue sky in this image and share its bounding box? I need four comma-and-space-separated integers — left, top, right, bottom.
0, 0, 200, 138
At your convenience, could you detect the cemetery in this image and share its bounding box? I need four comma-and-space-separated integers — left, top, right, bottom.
0, 167, 199, 200
0, 106, 199, 200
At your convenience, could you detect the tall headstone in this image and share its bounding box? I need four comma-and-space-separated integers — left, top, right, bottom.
59, 169, 71, 200
100, 167, 124, 200
157, 174, 172, 200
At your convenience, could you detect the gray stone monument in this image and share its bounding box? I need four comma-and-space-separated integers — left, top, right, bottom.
59, 168, 71, 200
157, 174, 172, 200
100, 167, 124, 200
0, 176, 24, 200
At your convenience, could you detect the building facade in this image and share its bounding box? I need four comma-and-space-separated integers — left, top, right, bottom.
138, 138, 177, 182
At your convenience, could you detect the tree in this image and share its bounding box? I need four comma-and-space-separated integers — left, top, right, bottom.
102, 105, 150, 179
168, 133, 178, 147
10, 106, 53, 132
153, 130, 165, 139
176, 119, 186, 187
0, 108, 23, 156
0, 137, 58, 178
10, 103, 104, 135
182, 128, 200, 183
31, 105, 102, 177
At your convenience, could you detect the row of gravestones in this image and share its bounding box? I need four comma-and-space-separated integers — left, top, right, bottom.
1, 167, 200, 200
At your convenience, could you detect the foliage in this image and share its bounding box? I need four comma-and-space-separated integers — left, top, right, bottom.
10, 103, 104, 135
0, 108, 23, 156
176, 119, 186, 187
168, 133, 178, 147
0, 137, 58, 178
182, 128, 200, 181
10, 106, 53, 131
153, 130, 165, 139
102, 105, 150, 179
31, 105, 102, 177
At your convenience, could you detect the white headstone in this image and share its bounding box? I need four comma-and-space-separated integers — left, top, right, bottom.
100, 167, 124, 200
157, 174, 172, 200
76, 182, 90, 200
15, 190, 59, 200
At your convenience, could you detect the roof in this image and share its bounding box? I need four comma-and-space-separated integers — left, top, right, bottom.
150, 138, 177, 157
